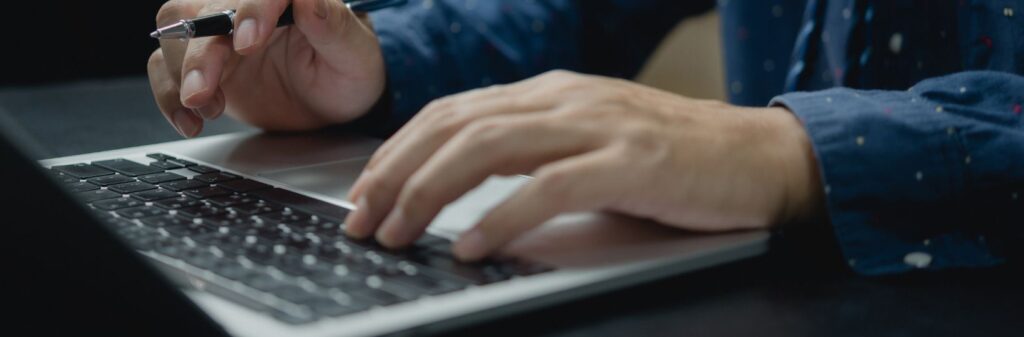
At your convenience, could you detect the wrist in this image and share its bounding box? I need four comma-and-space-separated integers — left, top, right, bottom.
762, 107, 827, 227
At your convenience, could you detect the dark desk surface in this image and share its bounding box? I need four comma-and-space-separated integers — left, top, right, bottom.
2, 77, 1021, 337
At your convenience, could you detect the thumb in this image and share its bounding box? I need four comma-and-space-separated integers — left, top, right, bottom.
292, 0, 381, 66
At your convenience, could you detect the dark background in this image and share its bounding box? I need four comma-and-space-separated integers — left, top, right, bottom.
3, 2, 164, 87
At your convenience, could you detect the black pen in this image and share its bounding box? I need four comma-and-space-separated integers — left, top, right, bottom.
150, 0, 406, 39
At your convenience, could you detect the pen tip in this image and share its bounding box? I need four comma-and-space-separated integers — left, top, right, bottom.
150, 30, 161, 39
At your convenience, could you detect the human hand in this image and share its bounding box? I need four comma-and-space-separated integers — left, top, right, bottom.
147, 0, 386, 137
344, 70, 825, 261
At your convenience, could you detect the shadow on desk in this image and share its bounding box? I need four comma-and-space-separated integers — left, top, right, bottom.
446, 248, 1023, 337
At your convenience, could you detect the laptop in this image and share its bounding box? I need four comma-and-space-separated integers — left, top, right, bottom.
3, 107, 768, 336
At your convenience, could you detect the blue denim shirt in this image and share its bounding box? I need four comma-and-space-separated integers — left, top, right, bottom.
368, 0, 1024, 275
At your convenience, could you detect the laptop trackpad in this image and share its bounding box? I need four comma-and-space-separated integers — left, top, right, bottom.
257, 157, 370, 201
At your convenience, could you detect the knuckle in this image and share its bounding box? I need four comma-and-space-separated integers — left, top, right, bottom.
363, 176, 399, 201
623, 126, 668, 157
401, 178, 440, 207
421, 96, 456, 116
461, 120, 508, 145
156, 1, 189, 26
147, 50, 165, 72
184, 39, 215, 60
533, 166, 574, 206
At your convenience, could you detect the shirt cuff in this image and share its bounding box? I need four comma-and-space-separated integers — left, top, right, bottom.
770, 88, 1003, 275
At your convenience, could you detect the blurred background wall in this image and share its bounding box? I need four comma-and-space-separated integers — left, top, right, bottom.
3, 2, 164, 86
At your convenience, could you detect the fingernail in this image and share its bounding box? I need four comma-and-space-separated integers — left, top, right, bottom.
454, 229, 487, 261
195, 106, 218, 120
314, 0, 329, 19
172, 109, 199, 138
344, 196, 371, 238
234, 18, 257, 51
180, 70, 205, 104
376, 208, 409, 247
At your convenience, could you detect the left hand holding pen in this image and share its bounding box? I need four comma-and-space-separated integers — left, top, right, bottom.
344, 70, 825, 261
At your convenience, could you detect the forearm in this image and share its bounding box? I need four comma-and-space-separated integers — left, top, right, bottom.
364, 0, 714, 134
772, 71, 1024, 275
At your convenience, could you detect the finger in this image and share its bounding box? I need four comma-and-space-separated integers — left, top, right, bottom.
156, 0, 204, 85
148, 49, 204, 138
374, 114, 600, 248
179, 35, 233, 114
453, 148, 627, 261
343, 92, 546, 238
292, 0, 378, 70
346, 85, 539, 202
233, 0, 291, 54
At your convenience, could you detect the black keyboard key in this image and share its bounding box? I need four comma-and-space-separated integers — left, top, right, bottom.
116, 205, 168, 219
163, 221, 217, 237
93, 159, 164, 177
188, 165, 219, 174
228, 202, 283, 215
406, 254, 505, 285
167, 159, 197, 167
149, 160, 184, 170
132, 189, 180, 201
307, 269, 366, 288
160, 179, 208, 191
176, 205, 227, 218
140, 214, 192, 228
366, 275, 424, 301
153, 196, 202, 209
199, 212, 251, 227
272, 254, 319, 277
76, 189, 122, 202
207, 194, 256, 207
494, 258, 555, 277
52, 163, 114, 179
290, 218, 342, 234
138, 172, 186, 184
218, 179, 272, 192
194, 172, 239, 184
352, 287, 405, 306
87, 174, 136, 186
253, 225, 289, 243
92, 197, 146, 211
182, 186, 232, 199
66, 181, 100, 192
108, 181, 157, 194
260, 209, 314, 224
146, 153, 177, 161
52, 173, 81, 185
272, 285, 320, 304
243, 244, 277, 265
387, 271, 467, 295
250, 189, 351, 222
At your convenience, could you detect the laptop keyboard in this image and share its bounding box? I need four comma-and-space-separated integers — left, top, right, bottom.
50, 153, 552, 324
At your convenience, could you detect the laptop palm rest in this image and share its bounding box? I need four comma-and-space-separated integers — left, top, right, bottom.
255, 160, 765, 270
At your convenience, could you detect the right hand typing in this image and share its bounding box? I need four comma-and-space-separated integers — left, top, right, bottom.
147, 0, 386, 137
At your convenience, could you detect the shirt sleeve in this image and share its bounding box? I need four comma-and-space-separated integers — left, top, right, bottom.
363, 0, 714, 134
770, 71, 1024, 275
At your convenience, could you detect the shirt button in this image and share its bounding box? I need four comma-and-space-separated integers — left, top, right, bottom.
889, 33, 904, 54
904, 252, 933, 268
